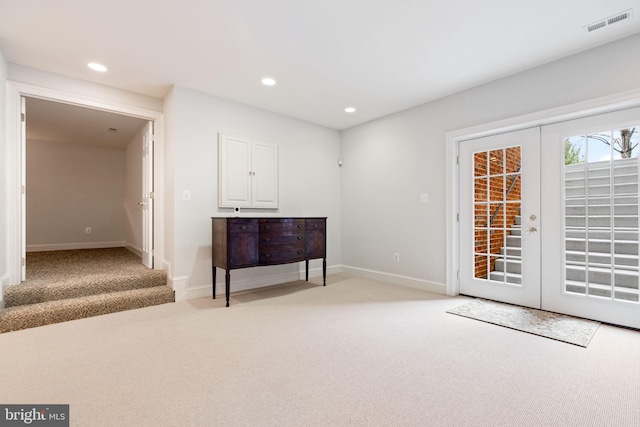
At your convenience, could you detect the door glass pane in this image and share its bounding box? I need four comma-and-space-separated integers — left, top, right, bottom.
563, 126, 640, 302
473, 146, 522, 285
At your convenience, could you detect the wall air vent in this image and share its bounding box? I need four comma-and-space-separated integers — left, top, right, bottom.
585, 9, 633, 32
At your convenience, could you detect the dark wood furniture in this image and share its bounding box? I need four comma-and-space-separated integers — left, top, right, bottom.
211, 217, 327, 306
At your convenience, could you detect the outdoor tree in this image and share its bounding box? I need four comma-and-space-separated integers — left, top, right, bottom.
587, 127, 638, 158
564, 139, 583, 165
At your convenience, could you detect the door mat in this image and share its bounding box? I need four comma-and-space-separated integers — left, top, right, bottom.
447, 299, 600, 347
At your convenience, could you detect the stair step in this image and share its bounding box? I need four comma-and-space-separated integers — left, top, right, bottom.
3, 270, 168, 308
565, 215, 638, 228
565, 266, 639, 289
500, 247, 521, 257
0, 286, 175, 333
564, 280, 640, 302
565, 251, 639, 267
506, 235, 521, 248
565, 229, 638, 241
494, 259, 522, 274
565, 204, 638, 216
565, 238, 638, 255
489, 271, 522, 284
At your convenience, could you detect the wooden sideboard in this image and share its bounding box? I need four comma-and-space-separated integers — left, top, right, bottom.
211, 217, 327, 306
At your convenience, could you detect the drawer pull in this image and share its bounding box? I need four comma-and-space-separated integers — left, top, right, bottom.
297, 224, 303, 229
264, 238, 271, 242
297, 250, 303, 255
264, 253, 271, 258
313, 224, 318, 228
241, 225, 247, 231
297, 236, 303, 240
265, 225, 271, 230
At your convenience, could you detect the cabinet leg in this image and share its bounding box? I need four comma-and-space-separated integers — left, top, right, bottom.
225, 270, 231, 307
323, 258, 326, 286
305, 260, 309, 281
212, 266, 217, 299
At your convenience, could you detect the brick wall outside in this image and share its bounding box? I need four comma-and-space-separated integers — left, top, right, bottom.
473, 147, 521, 279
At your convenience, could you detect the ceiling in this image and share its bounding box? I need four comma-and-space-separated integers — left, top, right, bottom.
2, 0, 640, 130
26, 97, 148, 150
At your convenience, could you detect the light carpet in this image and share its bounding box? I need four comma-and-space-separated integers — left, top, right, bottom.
447, 298, 600, 347
0, 275, 638, 426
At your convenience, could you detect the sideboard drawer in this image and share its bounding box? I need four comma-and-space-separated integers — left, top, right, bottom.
229, 219, 258, 233
259, 218, 305, 232
260, 246, 306, 264
259, 233, 305, 246
305, 218, 326, 230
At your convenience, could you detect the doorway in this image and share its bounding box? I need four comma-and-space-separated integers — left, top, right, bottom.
25, 97, 152, 266
21, 96, 154, 278
458, 108, 640, 329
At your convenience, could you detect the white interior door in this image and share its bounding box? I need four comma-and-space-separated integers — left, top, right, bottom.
541, 108, 640, 329
141, 121, 154, 268
459, 127, 541, 308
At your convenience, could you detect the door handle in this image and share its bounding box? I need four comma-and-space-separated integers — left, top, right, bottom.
138, 202, 147, 206
528, 226, 538, 233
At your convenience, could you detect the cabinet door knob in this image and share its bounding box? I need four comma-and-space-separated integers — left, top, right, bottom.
298, 224, 303, 229
297, 236, 303, 240
297, 250, 303, 255
265, 225, 271, 230
241, 225, 247, 230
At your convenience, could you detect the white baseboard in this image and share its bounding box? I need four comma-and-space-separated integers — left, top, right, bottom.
169, 263, 443, 302
26, 241, 127, 252
341, 265, 446, 295
124, 243, 142, 257
177, 264, 342, 301
172, 275, 190, 302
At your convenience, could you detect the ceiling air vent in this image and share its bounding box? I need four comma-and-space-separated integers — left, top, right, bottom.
585, 9, 633, 32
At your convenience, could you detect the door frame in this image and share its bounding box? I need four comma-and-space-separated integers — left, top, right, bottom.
5, 81, 165, 285
446, 88, 640, 297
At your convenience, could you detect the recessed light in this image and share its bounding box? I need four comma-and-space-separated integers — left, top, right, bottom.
345, 107, 356, 113
261, 77, 276, 86
88, 62, 108, 72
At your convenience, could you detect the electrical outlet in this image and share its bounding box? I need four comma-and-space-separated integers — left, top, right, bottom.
182, 190, 191, 201
393, 253, 400, 262
85, 227, 92, 234
420, 193, 429, 203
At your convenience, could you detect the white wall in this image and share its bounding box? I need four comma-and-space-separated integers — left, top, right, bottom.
26, 139, 126, 250
0, 47, 8, 296
167, 86, 342, 298
124, 127, 144, 253
341, 33, 640, 292
8, 64, 163, 113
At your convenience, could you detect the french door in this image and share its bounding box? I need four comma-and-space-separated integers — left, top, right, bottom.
459, 109, 640, 329
459, 127, 541, 309
541, 108, 640, 329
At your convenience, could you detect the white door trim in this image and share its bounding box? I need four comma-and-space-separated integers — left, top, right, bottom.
5, 81, 165, 285
446, 87, 640, 297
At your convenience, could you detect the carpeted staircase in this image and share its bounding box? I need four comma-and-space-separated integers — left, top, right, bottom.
0, 248, 174, 333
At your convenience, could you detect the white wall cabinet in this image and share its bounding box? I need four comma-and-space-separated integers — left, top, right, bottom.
218, 132, 278, 209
